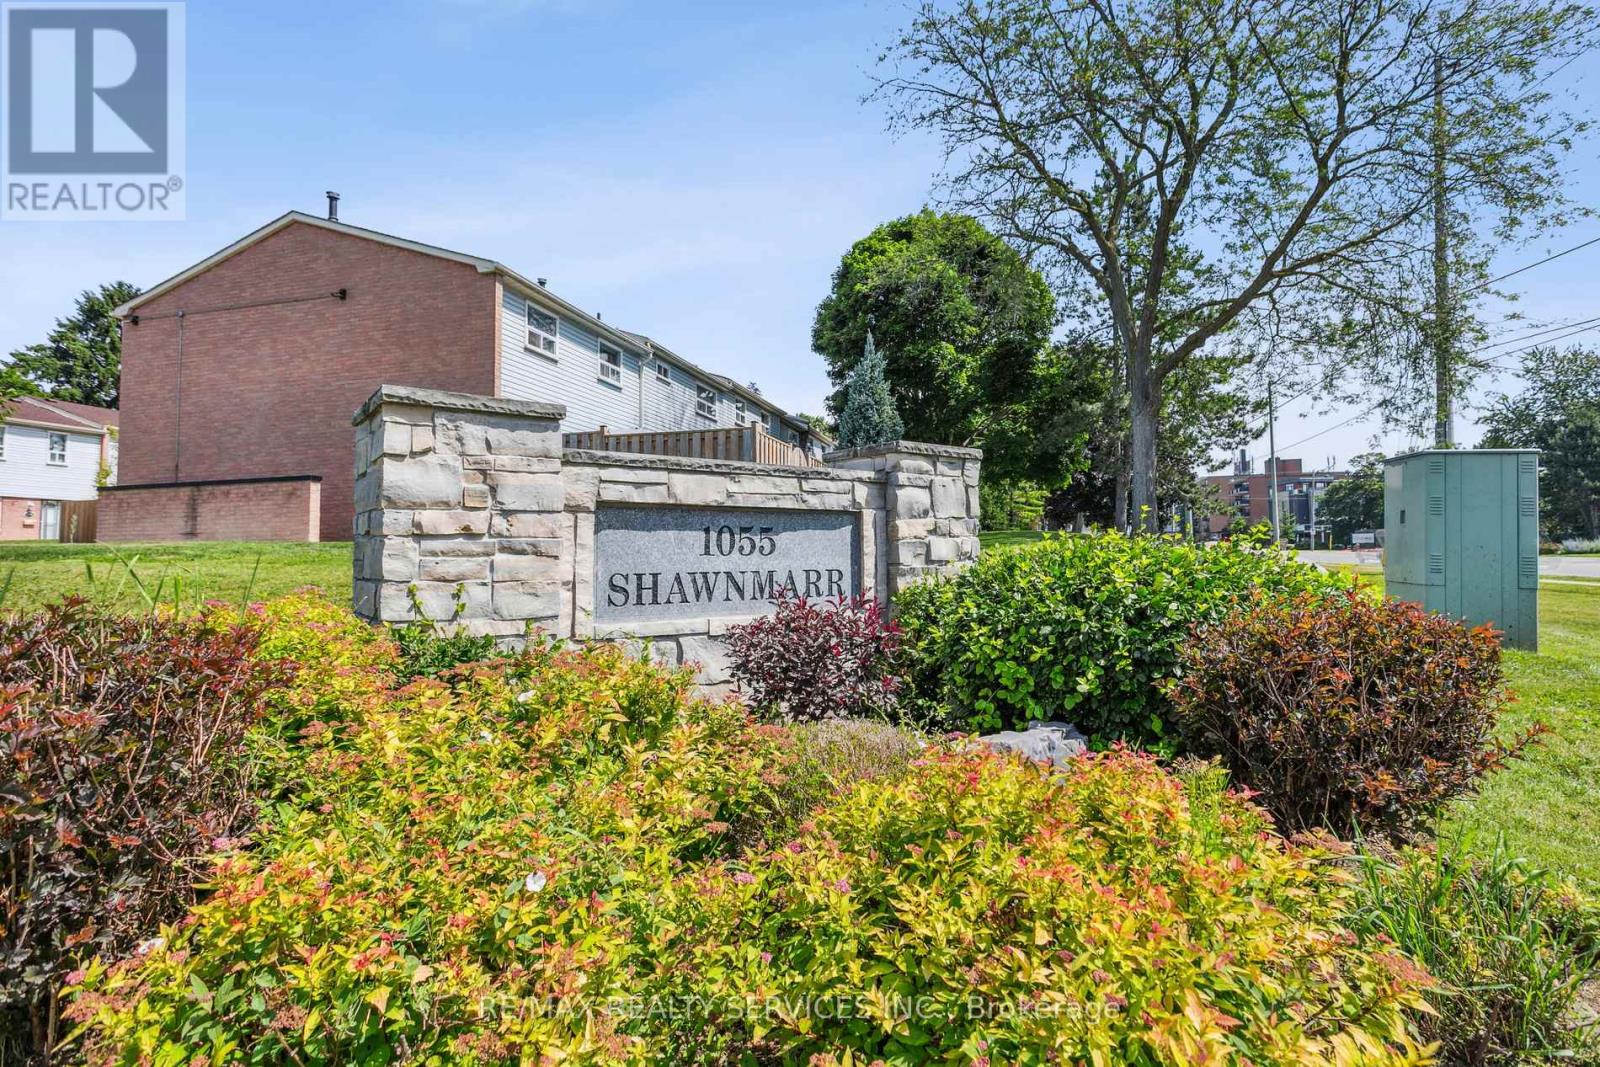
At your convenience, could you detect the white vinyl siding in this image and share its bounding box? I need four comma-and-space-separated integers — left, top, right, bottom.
497, 286, 802, 439
0, 424, 102, 500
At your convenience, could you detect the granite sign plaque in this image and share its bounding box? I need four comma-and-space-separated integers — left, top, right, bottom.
593, 505, 860, 625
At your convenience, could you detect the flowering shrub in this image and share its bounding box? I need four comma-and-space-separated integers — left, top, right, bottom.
0, 600, 276, 1064
65, 639, 790, 1065
724, 591, 903, 722
1171, 590, 1535, 838
669, 748, 1433, 1064
894, 532, 1349, 741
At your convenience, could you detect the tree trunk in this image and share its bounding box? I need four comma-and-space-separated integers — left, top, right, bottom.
1113, 461, 1130, 532
1129, 351, 1159, 533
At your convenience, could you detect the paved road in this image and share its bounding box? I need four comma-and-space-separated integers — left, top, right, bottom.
1297, 549, 1600, 578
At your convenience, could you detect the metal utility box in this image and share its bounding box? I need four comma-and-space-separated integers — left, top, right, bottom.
1383, 449, 1539, 650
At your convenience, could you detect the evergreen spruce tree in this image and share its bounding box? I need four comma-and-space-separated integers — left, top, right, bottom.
837, 332, 904, 448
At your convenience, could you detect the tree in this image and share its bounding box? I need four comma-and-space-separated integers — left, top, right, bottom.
878, 0, 1595, 529
836, 332, 906, 448
1318, 452, 1385, 544
7, 281, 139, 408
813, 210, 1057, 450
1481, 346, 1600, 539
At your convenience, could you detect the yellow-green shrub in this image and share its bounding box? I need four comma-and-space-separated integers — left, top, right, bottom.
669, 748, 1435, 1065
65, 640, 789, 1065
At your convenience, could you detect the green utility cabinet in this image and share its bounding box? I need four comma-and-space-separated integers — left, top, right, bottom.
1383, 449, 1539, 650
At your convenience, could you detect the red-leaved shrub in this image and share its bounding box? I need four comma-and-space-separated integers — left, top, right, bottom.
1171, 589, 1538, 839
0, 600, 277, 1062
724, 591, 902, 721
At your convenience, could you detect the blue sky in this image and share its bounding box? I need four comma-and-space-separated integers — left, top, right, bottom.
2, 0, 1597, 476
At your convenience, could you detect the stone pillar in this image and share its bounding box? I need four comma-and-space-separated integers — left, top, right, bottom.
352, 385, 568, 636
823, 441, 982, 597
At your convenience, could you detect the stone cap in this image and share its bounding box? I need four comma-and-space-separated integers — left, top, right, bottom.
563, 448, 873, 480
824, 439, 983, 463
353, 384, 567, 426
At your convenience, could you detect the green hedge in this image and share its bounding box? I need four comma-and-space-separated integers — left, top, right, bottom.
894, 532, 1350, 743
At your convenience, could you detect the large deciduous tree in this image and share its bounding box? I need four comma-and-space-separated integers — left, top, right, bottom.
813, 210, 1057, 449
1480, 346, 1600, 539
7, 281, 139, 409
878, 0, 1595, 528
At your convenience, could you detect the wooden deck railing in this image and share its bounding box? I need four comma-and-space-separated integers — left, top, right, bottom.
563, 423, 820, 467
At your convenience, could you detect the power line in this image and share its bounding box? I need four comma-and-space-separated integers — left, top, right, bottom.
1275, 402, 1386, 453
1471, 318, 1600, 371
1466, 233, 1600, 294
1469, 313, 1600, 353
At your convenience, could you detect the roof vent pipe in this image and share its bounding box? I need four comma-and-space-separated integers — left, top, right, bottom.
326, 191, 340, 222
536, 277, 548, 288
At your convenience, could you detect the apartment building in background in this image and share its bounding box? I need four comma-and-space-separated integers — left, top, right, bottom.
1202, 453, 1350, 540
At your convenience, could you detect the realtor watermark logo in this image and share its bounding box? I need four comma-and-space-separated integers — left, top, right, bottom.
2, 2, 185, 220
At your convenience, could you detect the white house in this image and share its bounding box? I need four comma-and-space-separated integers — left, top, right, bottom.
0, 396, 117, 540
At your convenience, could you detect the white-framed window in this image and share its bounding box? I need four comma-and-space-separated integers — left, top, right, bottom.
598, 345, 623, 386
655, 360, 671, 383
47, 432, 67, 465
525, 302, 559, 358
733, 400, 747, 426
695, 385, 716, 420
0, 425, 6, 459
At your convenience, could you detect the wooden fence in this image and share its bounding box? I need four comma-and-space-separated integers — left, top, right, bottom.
60, 499, 97, 543
562, 423, 820, 467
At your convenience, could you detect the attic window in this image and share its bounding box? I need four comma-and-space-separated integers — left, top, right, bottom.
598, 345, 623, 386
695, 385, 716, 420
655, 361, 671, 383
525, 303, 558, 358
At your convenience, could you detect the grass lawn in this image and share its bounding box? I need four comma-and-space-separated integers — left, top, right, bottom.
0, 541, 352, 614
978, 529, 1047, 550
1443, 580, 1600, 890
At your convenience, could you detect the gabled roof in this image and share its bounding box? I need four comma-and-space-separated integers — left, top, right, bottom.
4, 396, 117, 433
114, 211, 821, 438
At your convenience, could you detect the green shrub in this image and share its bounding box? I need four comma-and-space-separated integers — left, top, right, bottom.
758, 718, 924, 838
1172, 590, 1536, 839
672, 748, 1433, 1064
1350, 838, 1600, 1064
0, 600, 277, 1064
391, 618, 501, 684
894, 532, 1348, 742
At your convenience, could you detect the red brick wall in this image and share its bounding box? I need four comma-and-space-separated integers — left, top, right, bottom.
118, 220, 500, 541
0, 497, 44, 540
98, 478, 321, 542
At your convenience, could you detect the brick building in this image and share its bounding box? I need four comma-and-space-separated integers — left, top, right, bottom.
1201, 454, 1349, 541
106, 208, 826, 542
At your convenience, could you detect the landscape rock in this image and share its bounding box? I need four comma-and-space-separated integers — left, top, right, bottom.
979, 722, 1088, 767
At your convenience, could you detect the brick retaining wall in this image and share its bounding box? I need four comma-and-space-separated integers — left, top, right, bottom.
99, 476, 322, 542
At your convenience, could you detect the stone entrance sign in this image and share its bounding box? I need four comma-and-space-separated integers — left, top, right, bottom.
352, 385, 981, 692
594, 505, 860, 625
